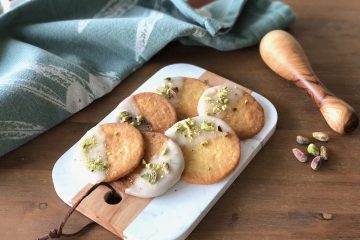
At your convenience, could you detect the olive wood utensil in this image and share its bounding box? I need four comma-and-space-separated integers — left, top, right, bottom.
259, 30, 358, 134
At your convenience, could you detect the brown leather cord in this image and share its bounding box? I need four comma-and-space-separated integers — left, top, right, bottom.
38, 182, 116, 240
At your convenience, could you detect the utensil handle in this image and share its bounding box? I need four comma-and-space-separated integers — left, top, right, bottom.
259, 30, 358, 134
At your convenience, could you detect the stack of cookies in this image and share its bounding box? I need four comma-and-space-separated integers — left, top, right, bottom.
72, 77, 264, 198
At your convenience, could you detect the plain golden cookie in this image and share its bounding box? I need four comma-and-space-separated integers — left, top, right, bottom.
176, 78, 209, 119
222, 93, 264, 139
101, 123, 144, 182
134, 92, 177, 133
181, 132, 240, 184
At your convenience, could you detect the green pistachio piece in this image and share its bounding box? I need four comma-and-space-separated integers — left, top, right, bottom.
119, 111, 133, 123
131, 115, 144, 127
141, 170, 158, 184
82, 135, 97, 152
307, 143, 320, 156
156, 78, 178, 99
201, 140, 209, 146
86, 157, 108, 172
206, 87, 231, 114
119, 111, 130, 119
218, 87, 230, 101
200, 121, 216, 132
141, 160, 171, 184
175, 118, 199, 139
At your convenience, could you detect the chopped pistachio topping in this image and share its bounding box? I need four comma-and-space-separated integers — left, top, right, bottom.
141, 159, 171, 184
201, 140, 209, 146
200, 121, 216, 132
131, 115, 144, 127
206, 87, 231, 114
175, 119, 222, 139
156, 78, 178, 99
86, 156, 108, 172
119, 111, 132, 123
119, 111, 151, 130
119, 111, 130, 119
174, 118, 230, 143
175, 118, 200, 139
141, 170, 157, 184
81, 135, 97, 152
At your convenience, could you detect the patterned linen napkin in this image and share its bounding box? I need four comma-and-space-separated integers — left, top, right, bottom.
0, 0, 295, 157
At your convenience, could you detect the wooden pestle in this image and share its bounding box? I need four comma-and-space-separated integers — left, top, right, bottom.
259, 30, 358, 134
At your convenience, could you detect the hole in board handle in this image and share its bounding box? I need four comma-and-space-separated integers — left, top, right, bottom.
104, 191, 122, 205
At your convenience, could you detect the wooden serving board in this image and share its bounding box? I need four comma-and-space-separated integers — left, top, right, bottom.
52, 63, 277, 240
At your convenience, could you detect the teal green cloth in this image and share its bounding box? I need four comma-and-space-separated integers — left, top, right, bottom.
0, 0, 295, 157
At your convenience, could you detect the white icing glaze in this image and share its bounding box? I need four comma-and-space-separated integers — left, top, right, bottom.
115, 95, 141, 121
155, 77, 185, 106
197, 84, 244, 117
165, 116, 234, 147
125, 139, 184, 198
72, 125, 107, 184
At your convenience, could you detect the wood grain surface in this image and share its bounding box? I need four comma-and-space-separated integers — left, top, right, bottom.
0, 0, 359, 239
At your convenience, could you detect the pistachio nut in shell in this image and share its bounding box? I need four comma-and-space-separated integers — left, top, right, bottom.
296, 136, 310, 145
320, 146, 328, 160
311, 156, 322, 170
292, 148, 308, 163
312, 132, 329, 142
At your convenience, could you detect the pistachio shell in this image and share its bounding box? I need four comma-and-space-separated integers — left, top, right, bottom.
320, 146, 328, 160
312, 132, 329, 142
296, 136, 310, 145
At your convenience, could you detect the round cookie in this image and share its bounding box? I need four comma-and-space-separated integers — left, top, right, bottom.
73, 123, 144, 183
165, 116, 241, 184
113, 92, 177, 133
197, 84, 264, 139
124, 132, 185, 198
155, 77, 209, 120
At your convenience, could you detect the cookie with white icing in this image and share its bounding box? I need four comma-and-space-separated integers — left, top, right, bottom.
197, 84, 264, 139
73, 123, 144, 183
114, 92, 177, 133
155, 77, 209, 120
165, 116, 240, 184
124, 132, 184, 198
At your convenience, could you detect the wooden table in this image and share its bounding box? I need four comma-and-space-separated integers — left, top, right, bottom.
1, 0, 359, 239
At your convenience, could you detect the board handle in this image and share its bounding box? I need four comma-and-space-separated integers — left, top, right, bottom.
259, 30, 358, 134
